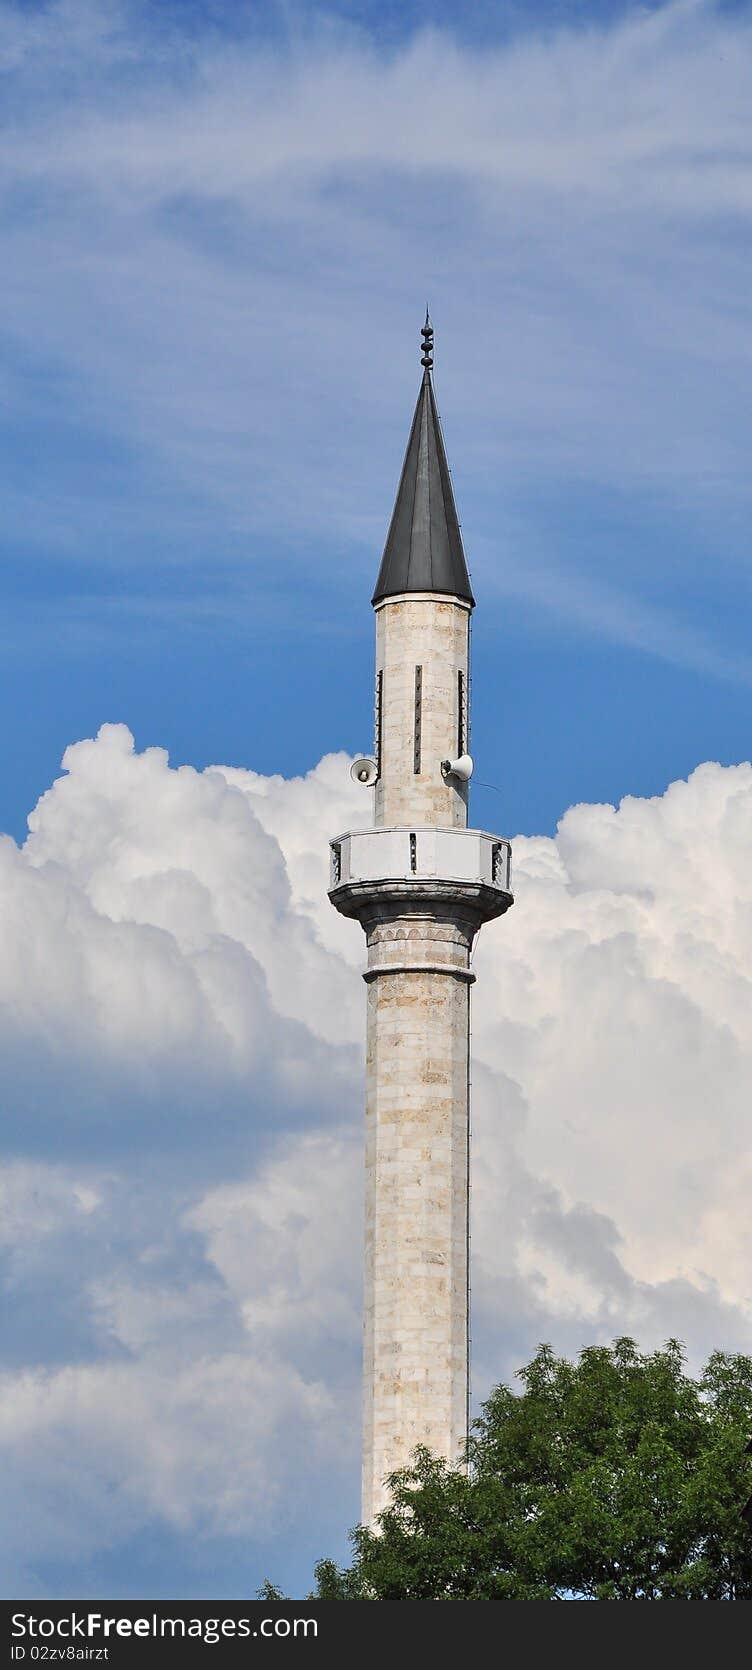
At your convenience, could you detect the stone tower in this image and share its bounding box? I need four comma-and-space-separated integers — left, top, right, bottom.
329, 317, 513, 1525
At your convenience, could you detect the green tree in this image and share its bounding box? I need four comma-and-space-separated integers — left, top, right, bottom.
310, 1340, 752, 1599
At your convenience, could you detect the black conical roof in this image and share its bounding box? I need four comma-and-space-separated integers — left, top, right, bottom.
372, 364, 474, 607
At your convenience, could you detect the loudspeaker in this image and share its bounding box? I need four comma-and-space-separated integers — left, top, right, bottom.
350, 756, 378, 786
440, 753, 474, 783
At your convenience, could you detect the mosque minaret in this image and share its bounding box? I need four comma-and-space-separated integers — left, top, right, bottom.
329, 317, 513, 1524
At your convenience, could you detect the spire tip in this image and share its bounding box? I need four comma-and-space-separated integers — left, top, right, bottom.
420, 309, 433, 373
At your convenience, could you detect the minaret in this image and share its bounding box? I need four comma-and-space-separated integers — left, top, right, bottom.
329, 317, 513, 1525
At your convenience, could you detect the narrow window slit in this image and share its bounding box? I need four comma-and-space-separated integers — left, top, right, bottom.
409, 832, 417, 873
413, 665, 422, 774
458, 669, 467, 756
374, 670, 383, 779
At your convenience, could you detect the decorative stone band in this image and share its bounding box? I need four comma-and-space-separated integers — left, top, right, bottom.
364, 911, 477, 977
363, 962, 476, 984
371, 591, 474, 614
329, 872, 511, 933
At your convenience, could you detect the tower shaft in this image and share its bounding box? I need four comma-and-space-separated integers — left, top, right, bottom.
374, 595, 470, 829
363, 901, 473, 1522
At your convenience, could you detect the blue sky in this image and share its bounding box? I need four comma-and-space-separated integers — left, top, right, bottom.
3, 0, 752, 844
4, 0, 752, 1602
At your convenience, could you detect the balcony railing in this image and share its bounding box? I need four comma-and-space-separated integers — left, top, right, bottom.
329, 827, 512, 895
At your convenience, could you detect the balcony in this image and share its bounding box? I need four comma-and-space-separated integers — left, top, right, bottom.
329, 826, 512, 895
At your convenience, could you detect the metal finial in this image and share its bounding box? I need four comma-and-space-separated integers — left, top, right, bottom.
420, 307, 433, 372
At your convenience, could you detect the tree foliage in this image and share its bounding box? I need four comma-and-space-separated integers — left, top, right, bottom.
310, 1339, 752, 1599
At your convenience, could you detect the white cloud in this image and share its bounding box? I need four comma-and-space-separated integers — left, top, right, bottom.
0, 1351, 340, 1560
24, 724, 364, 1050
472, 761, 752, 1301
0, 1160, 101, 1250
2, 723, 752, 1588
2, 1, 752, 678
186, 1130, 362, 1351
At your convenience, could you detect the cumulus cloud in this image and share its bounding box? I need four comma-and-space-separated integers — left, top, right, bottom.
0, 725, 361, 1168
473, 763, 752, 1293
2, 723, 752, 1592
